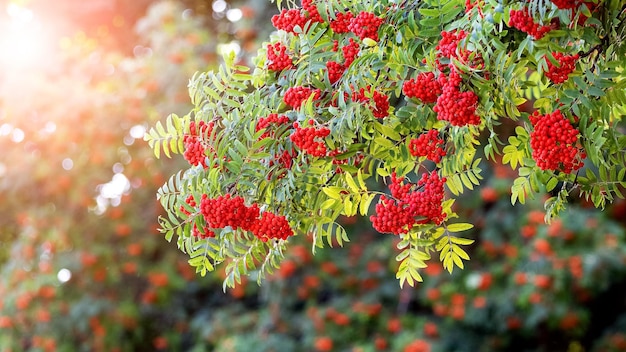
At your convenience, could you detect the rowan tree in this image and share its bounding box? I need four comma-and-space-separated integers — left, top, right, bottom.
146, 0, 626, 288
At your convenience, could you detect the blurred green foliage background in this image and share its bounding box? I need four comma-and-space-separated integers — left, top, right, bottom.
1, 1, 626, 351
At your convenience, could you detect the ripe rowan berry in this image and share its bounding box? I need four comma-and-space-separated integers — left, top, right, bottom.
179, 194, 197, 216
200, 194, 260, 231
551, 0, 581, 9
545, 52, 578, 84
271, 9, 307, 33
342, 38, 360, 67
436, 30, 467, 59
352, 86, 389, 118
256, 113, 290, 139
403, 72, 443, 104
433, 73, 480, 126
302, 0, 324, 24
330, 12, 353, 33
283, 86, 321, 109
290, 125, 330, 157
508, 8, 552, 39
183, 121, 214, 168
266, 42, 293, 71
409, 129, 447, 163
249, 211, 294, 241
348, 11, 384, 41
326, 61, 345, 84
370, 172, 447, 234
529, 109, 584, 173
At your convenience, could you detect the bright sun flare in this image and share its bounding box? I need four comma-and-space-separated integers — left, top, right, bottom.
0, 3, 53, 71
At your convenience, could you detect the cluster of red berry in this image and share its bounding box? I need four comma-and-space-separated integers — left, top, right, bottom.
329, 12, 353, 34
529, 110, 585, 173
248, 211, 294, 242
370, 172, 447, 234
342, 38, 360, 66
326, 149, 365, 173
325, 37, 360, 84
266, 150, 295, 180
409, 130, 447, 163
348, 11, 384, 40
551, 0, 582, 10
436, 30, 467, 59
183, 121, 214, 168
326, 61, 345, 84
200, 194, 260, 230
199, 194, 294, 241
370, 194, 415, 234
284, 86, 321, 109
272, 150, 294, 170
508, 8, 552, 40
272, 3, 384, 42
180, 195, 215, 238
402, 72, 444, 104
271, 8, 307, 33
257, 113, 290, 138
266, 42, 293, 72
352, 87, 390, 118
545, 52, 578, 84
180, 194, 196, 216
407, 172, 447, 225
301, 0, 323, 24
465, 0, 485, 15
433, 70, 480, 126
290, 122, 331, 157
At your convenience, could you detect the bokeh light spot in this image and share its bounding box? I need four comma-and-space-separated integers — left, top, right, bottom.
227, 9, 243, 22
212, 0, 227, 13
62, 158, 74, 170
57, 268, 72, 283
10, 128, 24, 143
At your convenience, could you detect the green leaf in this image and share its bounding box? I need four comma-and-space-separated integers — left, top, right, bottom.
450, 237, 475, 245
322, 187, 343, 200
446, 223, 474, 232
359, 193, 375, 216
344, 173, 359, 193
546, 177, 558, 192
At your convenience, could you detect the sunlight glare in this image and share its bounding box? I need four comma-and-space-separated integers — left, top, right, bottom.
0, 3, 52, 71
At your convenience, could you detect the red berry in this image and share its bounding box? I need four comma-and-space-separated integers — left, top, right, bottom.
302, 0, 324, 24
409, 130, 447, 163
256, 113, 290, 139
436, 30, 467, 59
370, 172, 447, 234
342, 38, 360, 67
271, 9, 307, 33
348, 11, 384, 41
529, 109, 584, 173
433, 71, 480, 126
326, 61, 345, 84
249, 211, 294, 242
551, 0, 581, 10
284, 86, 321, 110
352, 86, 389, 118
200, 194, 260, 231
290, 125, 330, 157
545, 52, 578, 84
266, 42, 293, 71
508, 8, 552, 40
330, 12, 353, 33
183, 121, 215, 168
403, 72, 443, 104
